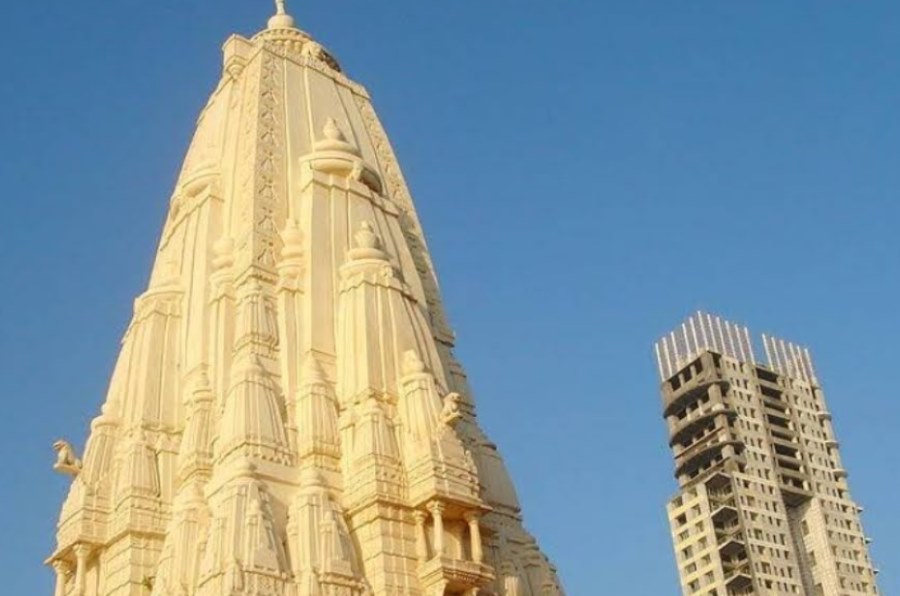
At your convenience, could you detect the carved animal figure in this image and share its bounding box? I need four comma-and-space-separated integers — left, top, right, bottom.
440, 393, 462, 428
52, 440, 82, 476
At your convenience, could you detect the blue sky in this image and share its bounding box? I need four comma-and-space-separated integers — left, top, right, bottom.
1, 1, 898, 593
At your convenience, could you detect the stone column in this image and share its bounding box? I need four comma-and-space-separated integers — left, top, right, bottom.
413, 510, 429, 562
464, 511, 484, 563
428, 501, 445, 558
73, 543, 92, 596
52, 560, 69, 596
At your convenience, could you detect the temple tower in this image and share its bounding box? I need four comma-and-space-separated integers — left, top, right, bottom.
47, 4, 563, 595
654, 312, 879, 596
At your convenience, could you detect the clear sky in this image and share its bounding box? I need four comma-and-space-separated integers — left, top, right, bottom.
0, 1, 898, 594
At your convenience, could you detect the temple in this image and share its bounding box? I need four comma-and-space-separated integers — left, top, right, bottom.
47, 4, 563, 595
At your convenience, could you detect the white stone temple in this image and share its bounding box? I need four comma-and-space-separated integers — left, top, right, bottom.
47, 3, 563, 596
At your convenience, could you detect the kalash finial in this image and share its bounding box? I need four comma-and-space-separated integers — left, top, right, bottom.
268, 0, 296, 29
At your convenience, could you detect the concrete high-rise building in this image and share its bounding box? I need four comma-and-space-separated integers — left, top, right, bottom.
46, 4, 563, 595
655, 312, 879, 596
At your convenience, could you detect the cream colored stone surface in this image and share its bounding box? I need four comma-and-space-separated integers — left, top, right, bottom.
47, 5, 563, 595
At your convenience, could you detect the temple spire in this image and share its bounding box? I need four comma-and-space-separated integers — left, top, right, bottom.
268, 0, 295, 29
47, 6, 565, 596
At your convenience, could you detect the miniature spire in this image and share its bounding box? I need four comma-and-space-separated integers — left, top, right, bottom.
323, 117, 347, 143
268, 0, 296, 29
348, 221, 388, 261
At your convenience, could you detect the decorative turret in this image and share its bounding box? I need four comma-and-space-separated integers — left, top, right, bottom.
300, 119, 383, 192
197, 462, 290, 596
336, 221, 446, 406
286, 469, 367, 594
177, 372, 215, 482
293, 354, 341, 472
345, 395, 404, 508
114, 428, 162, 503
398, 350, 482, 510
218, 353, 291, 466
150, 483, 208, 596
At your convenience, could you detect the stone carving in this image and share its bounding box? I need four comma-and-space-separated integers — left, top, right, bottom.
440, 392, 462, 429
52, 440, 82, 476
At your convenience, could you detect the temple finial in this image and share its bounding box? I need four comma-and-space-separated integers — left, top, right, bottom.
268, 0, 296, 29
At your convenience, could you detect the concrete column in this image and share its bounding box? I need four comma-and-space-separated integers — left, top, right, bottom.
464, 511, 484, 563
428, 501, 445, 558
413, 510, 429, 562
73, 544, 91, 596
52, 560, 69, 596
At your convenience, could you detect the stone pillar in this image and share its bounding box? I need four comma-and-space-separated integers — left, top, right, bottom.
52, 560, 69, 596
428, 501, 445, 558
73, 544, 91, 596
464, 511, 484, 563
413, 510, 429, 562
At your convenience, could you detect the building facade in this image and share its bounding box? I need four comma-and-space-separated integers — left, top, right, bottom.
655, 313, 878, 596
46, 4, 563, 595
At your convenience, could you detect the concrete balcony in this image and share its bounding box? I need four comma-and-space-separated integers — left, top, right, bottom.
780, 479, 813, 507
771, 434, 801, 451
669, 404, 737, 447
769, 424, 798, 442
675, 436, 743, 479
776, 456, 805, 477
705, 472, 734, 494
715, 519, 746, 558
662, 353, 729, 417
722, 550, 752, 592
664, 379, 730, 418
764, 406, 792, 424
711, 503, 740, 526
675, 428, 744, 470
717, 536, 747, 558
725, 567, 754, 593
708, 492, 738, 511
